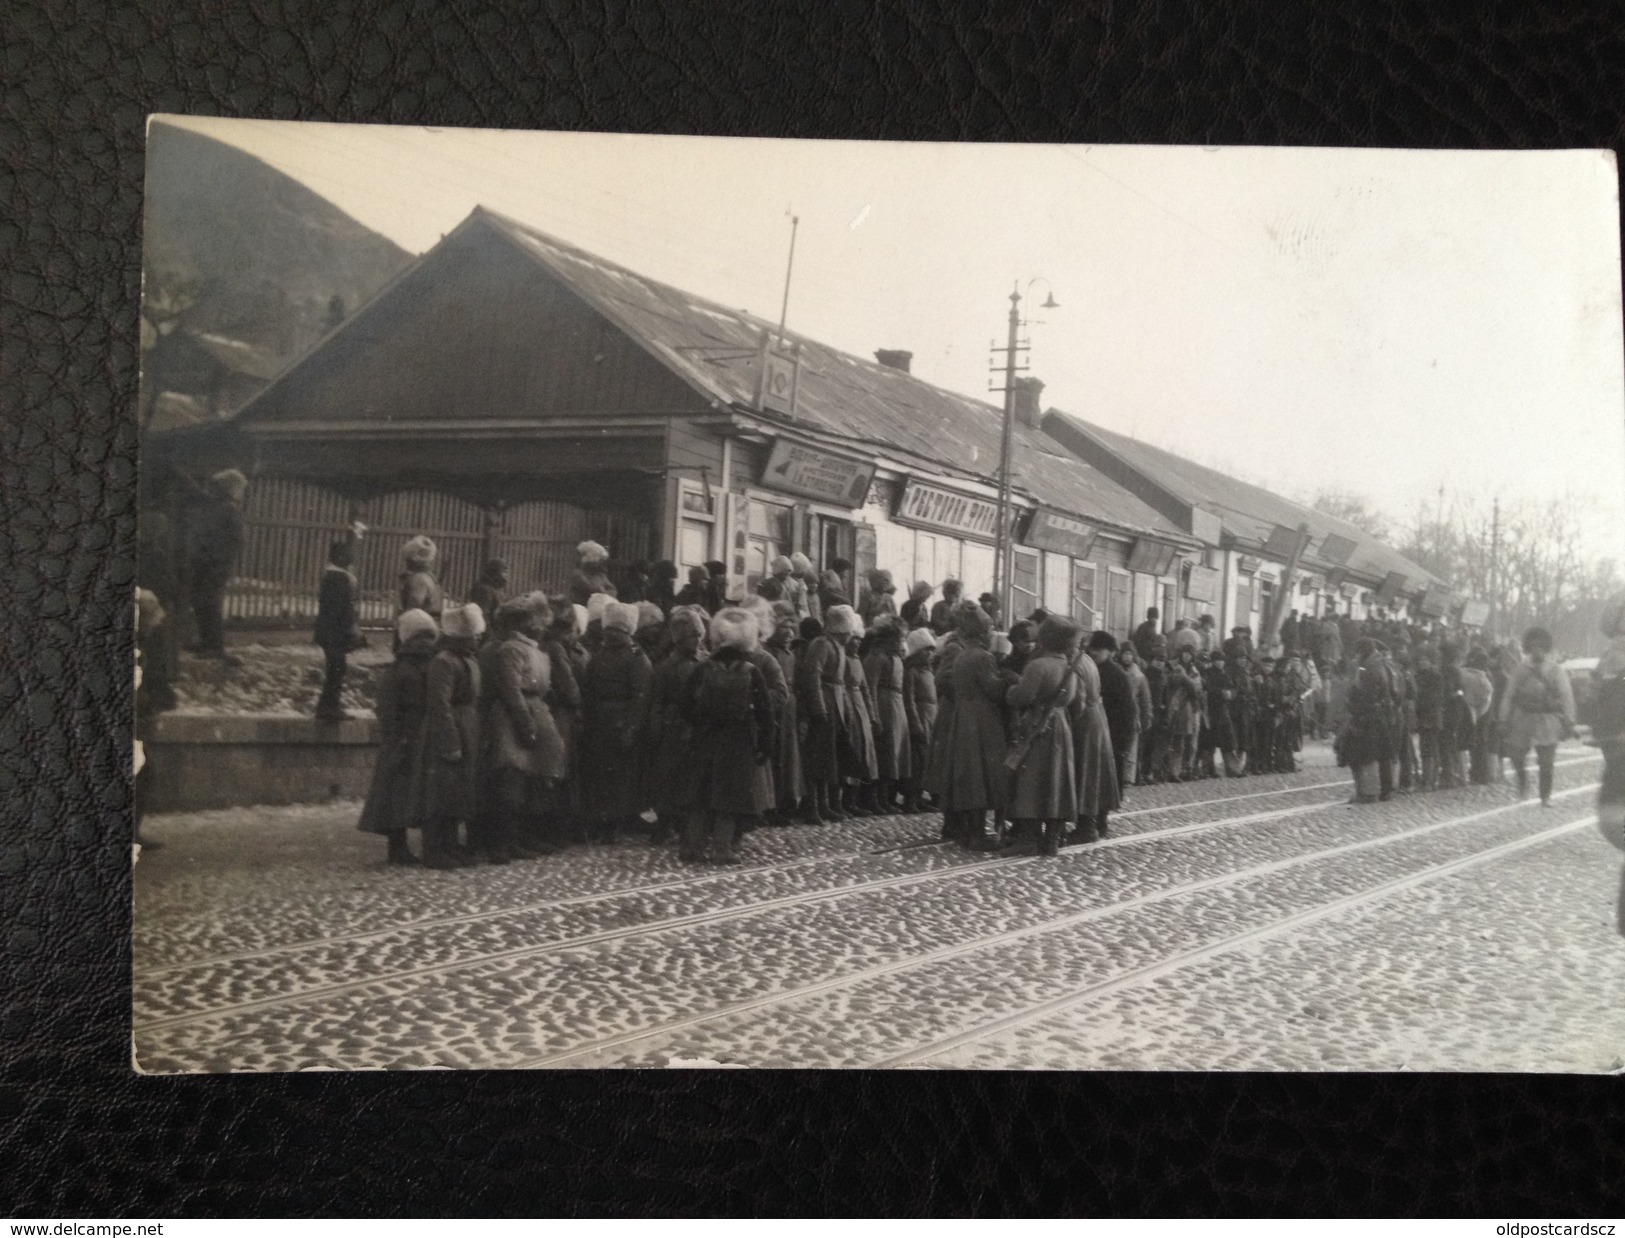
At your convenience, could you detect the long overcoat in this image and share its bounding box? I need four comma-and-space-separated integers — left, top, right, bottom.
842, 648, 880, 781
1165, 663, 1205, 736
645, 647, 706, 815
1097, 656, 1139, 757
934, 643, 1011, 812
579, 630, 652, 819
1069, 652, 1120, 819
419, 641, 482, 822
484, 632, 566, 780
1005, 653, 1079, 821
922, 634, 966, 793
539, 633, 584, 810
1204, 664, 1237, 753
746, 646, 791, 808
764, 639, 804, 806
358, 639, 436, 834
863, 649, 912, 781
901, 649, 938, 780
795, 633, 849, 782
673, 649, 776, 815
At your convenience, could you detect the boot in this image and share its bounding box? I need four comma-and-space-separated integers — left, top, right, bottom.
679, 811, 708, 863
1095, 814, 1111, 840
968, 811, 1003, 852
385, 831, 419, 866
1037, 821, 1060, 857
876, 779, 897, 816
711, 813, 741, 864
800, 785, 829, 826
1538, 758, 1554, 806
823, 782, 848, 823
940, 811, 957, 842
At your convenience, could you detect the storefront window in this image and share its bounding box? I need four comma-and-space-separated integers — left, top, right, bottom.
961, 542, 995, 600
1072, 559, 1097, 628
1042, 551, 1070, 616
1011, 548, 1040, 619
745, 497, 794, 590
1107, 568, 1132, 637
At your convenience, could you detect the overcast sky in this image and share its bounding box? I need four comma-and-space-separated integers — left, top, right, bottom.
156, 117, 1625, 561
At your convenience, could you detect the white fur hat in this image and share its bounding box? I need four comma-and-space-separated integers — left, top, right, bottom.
577, 540, 609, 563
905, 627, 938, 657
396, 608, 439, 644
790, 551, 814, 574
709, 606, 760, 651
586, 591, 613, 625
402, 534, 437, 568
439, 603, 485, 640
823, 604, 856, 637
603, 600, 641, 634
737, 594, 775, 631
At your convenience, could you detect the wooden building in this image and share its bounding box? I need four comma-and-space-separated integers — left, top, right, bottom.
150, 207, 1203, 634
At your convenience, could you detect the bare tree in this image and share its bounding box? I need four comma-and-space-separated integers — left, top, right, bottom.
1310, 489, 1392, 542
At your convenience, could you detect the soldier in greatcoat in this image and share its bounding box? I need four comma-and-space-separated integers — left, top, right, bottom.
398, 535, 444, 620
762, 602, 805, 822
418, 603, 485, 869
645, 606, 709, 842
1006, 617, 1083, 855
795, 608, 852, 823
863, 618, 912, 816
935, 603, 1015, 850
839, 610, 881, 816
675, 608, 775, 864
579, 600, 652, 844
358, 609, 440, 864
901, 627, 938, 813
481, 593, 567, 862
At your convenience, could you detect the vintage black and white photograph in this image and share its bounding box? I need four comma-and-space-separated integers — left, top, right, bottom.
131, 118, 1625, 1073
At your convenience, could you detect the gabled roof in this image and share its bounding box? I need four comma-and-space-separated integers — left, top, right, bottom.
1044, 408, 1437, 588
473, 208, 1191, 544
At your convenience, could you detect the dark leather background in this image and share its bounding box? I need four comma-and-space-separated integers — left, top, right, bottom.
4, 0, 1625, 1217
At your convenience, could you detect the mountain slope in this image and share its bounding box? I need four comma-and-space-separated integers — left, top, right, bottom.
141, 120, 414, 423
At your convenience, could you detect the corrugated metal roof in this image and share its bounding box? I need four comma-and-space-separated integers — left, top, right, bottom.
476, 209, 1191, 543
1045, 408, 1437, 587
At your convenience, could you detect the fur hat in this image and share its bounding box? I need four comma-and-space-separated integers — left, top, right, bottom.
941, 577, 963, 597
603, 601, 641, 634
576, 540, 609, 564
905, 627, 938, 657
737, 595, 776, 631
496, 594, 532, 623
790, 551, 814, 574
770, 600, 797, 624
396, 608, 439, 644
525, 591, 555, 627
668, 607, 708, 639
709, 606, 760, 651
209, 468, 248, 502
1036, 616, 1081, 654
587, 592, 614, 626
869, 568, 895, 592
953, 602, 992, 641
847, 611, 867, 639
1087, 630, 1118, 653
636, 600, 665, 630
402, 535, 437, 568
440, 603, 485, 641
823, 604, 857, 637
769, 554, 793, 575
910, 580, 933, 599
481, 557, 509, 579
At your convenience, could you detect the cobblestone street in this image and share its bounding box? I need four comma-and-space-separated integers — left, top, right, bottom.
131, 741, 1625, 1074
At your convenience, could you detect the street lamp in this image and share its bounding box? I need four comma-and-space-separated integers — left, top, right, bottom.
992, 278, 1059, 622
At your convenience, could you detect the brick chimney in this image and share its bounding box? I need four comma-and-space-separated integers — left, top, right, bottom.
874, 349, 913, 373
1013, 376, 1045, 428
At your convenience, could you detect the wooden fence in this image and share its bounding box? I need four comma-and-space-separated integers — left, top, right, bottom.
222, 478, 652, 626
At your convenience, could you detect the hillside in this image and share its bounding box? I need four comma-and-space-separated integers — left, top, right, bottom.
140, 121, 414, 425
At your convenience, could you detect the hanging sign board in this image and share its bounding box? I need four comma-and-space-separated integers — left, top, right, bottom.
1459, 599, 1491, 627
1127, 538, 1180, 577
1318, 533, 1358, 565
1024, 508, 1098, 559
761, 438, 875, 507
1185, 564, 1220, 603
894, 478, 1001, 542
760, 350, 798, 415
1324, 567, 1347, 590
1416, 587, 1451, 618
1376, 572, 1408, 605
1263, 524, 1309, 561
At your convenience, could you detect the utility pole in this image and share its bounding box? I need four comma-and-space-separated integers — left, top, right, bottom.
776, 213, 799, 346
990, 283, 1026, 621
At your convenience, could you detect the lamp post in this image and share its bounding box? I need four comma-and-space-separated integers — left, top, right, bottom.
991, 279, 1058, 621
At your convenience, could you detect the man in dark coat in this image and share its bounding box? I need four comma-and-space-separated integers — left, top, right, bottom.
1089, 631, 1138, 798
186, 468, 247, 663
579, 600, 653, 844
313, 538, 363, 721
929, 579, 964, 636
677, 607, 775, 864
1132, 607, 1161, 662
468, 558, 510, 631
